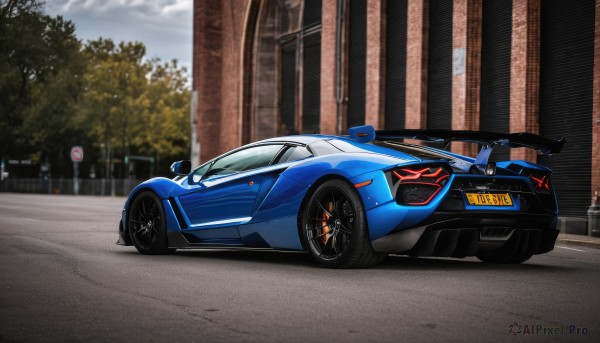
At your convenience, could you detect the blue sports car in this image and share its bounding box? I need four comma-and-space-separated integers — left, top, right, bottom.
118, 126, 565, 268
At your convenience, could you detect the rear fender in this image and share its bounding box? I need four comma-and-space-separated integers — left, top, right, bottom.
350, 170, 394, 211
282, 153, 403, 186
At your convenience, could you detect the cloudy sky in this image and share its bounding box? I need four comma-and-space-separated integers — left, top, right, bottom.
45, 0, 193, 73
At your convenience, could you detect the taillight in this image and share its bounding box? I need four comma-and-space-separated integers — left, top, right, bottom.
530, 174, 551, 193
393, 166, 450, 205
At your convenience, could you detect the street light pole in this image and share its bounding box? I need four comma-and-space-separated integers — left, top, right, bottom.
109, 143, 115, 197
101, 143, 105, 195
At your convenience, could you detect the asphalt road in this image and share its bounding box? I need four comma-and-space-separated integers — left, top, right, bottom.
1, 193, 599, 342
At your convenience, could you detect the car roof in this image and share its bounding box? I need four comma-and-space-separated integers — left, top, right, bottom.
259, 134, 338, 145
257, 134, 468, 162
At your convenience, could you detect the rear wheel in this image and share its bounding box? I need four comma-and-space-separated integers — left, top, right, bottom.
129, 191, 175, 255
301, 179, 387, 268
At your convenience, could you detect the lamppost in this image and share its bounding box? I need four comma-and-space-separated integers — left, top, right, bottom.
100, 143, 105, 195
89, 165, 96, 196
109, 142, 114, 197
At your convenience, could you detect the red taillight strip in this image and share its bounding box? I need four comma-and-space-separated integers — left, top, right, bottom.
422, 168, 444, 178
393, 167, 445, 181
530, 175, 550, 190
435, 174, 449, 184
401, 167, 430, 175
394, 170, 419, 180
393, 166, 450, 206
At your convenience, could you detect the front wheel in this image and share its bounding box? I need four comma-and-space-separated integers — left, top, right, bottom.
301, 179, 387, 268
129, 191, 175, 255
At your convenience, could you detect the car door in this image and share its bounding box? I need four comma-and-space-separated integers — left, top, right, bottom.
177, 144, 285, 235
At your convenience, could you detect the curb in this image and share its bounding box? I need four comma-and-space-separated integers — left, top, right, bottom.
556, 235, 600, 249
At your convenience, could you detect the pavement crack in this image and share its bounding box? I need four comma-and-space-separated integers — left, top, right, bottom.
69, 264, 253, 336
8, 234, 253, 337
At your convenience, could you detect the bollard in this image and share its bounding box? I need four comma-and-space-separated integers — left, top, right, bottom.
588, 191, 600, 237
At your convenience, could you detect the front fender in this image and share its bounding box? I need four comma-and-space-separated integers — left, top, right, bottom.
123, 178, 185, 238
128, 177, 182, 202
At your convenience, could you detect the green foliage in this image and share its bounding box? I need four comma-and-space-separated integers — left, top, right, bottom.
133, 58, 191, 159
79, 39, 191, 177
0, 0, 191, 178
1, 0, 87, 176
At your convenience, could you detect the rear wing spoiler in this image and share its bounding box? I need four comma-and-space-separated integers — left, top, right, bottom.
348, 125, 566, 163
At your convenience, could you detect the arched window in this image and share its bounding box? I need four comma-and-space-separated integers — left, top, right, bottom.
250, 0, 322, 141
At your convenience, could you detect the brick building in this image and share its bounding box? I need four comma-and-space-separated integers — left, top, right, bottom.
192, 0, 600, 218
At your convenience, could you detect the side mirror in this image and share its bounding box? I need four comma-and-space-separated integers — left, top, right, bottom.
170, 160, 191, 175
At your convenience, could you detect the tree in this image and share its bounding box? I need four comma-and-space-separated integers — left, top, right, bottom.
0, 1, 191, 179
132, 58, 191, 172
77, 39, 149, 177
0, 0, 86, 177
78, 38, 190, 178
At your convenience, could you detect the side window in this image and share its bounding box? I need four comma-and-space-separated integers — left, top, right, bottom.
307, 140, 342, 156
191, 162, 212, 183
205, 144, 283, 179
278, 146, 313, 163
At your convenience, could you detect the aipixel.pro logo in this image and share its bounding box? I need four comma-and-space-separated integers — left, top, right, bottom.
509, 322, 589, 336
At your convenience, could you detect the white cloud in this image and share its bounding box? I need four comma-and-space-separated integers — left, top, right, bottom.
44, 0, 193, 72
48, 0, 192, 17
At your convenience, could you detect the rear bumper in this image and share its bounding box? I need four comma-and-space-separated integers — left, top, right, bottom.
372, 212, 559, 257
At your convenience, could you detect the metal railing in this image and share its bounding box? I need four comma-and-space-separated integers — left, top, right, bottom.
0, 178, 144, 196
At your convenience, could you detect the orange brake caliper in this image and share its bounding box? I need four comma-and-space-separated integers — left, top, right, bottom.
321, 201, 334, 243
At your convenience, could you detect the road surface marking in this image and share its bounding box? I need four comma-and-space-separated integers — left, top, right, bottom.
556, 246, 585, 252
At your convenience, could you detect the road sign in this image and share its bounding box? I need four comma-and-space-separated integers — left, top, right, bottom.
71, 146, 84, 162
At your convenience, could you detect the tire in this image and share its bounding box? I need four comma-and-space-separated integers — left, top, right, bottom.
129, 191, 175, 255
301, 179, 387, 268
476, 253, 532, 264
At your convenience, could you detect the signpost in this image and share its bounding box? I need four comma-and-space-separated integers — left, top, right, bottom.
0, 159, 7, 181
71, 146, 83, 195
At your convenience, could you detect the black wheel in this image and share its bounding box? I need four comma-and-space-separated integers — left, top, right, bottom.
476, 253, 532, 264
301, 179, 387, 268
129, 191, 175, 255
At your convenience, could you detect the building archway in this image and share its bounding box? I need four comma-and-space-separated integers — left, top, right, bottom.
242, 0, 322, 143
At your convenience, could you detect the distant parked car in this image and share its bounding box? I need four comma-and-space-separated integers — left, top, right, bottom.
117, 125, 565, 268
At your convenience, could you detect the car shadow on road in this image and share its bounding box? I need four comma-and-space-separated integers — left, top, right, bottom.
118, 248, 574, 272
380, 254, 573, 273
120, 248, 318, 268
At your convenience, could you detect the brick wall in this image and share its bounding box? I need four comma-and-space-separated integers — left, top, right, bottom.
320, 0, 338, 134
192, 0, 250, 163
218, 0, 250, 154
193, 0, 223, 163
365, 0, 386, 129
509, 0, 539, 162
192, 0, 599, 198
405, 0, 429, 129
451, 0, 481, 157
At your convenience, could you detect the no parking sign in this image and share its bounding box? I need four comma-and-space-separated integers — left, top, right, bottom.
71, 146, 83, 195
70, 146, 84, 162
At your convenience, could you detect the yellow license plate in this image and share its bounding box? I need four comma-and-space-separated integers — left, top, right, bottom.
465, 193, 513, 206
